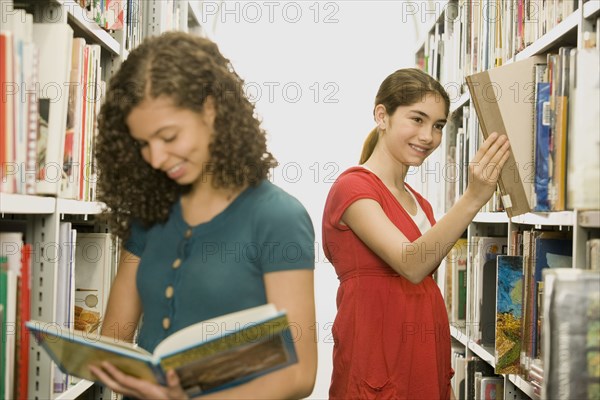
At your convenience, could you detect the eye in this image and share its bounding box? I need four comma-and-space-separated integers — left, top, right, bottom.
412, 117, 423, 124
163, 135, 177, 143
434, 123, 445, 131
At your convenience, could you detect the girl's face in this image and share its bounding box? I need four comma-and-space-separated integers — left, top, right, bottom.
377, 93, 447, 167
126, 96, 216, 186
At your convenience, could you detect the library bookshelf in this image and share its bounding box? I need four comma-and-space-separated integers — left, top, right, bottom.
0, 1, 204, 399
410, 0, 600, 399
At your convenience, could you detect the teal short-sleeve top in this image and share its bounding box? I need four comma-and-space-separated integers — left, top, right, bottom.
125, 180, 315, 352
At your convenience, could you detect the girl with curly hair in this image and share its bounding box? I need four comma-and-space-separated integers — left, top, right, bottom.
90, 32, 317, 399
322, 68, 510, 399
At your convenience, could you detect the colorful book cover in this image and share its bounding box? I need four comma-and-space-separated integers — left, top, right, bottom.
534, 82, 551, 211
495, 255, 523, 374
28, 304, 297, 397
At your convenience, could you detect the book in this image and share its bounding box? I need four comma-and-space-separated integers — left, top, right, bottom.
466, 55, 546, 217
466, 357, 495, 400
495, 255, 523, 374
27, 304, 298, 397
74, 232, 113, 333
32, 23, 73, 195
533, 79, 551, 211
542, 269, 600, 400
567, 48, 600, 210
480, 376, 504, 400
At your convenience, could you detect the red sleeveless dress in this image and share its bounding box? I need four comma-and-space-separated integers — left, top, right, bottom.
322, 167, 453, 400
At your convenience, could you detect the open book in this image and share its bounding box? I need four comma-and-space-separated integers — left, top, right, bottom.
26, 304, 297, 397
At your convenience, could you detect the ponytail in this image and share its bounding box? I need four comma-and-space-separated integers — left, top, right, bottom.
359, 127, 379, 164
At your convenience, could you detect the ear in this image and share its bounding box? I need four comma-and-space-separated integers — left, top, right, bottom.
202, 96, 217, 127
374, 104, 387, 129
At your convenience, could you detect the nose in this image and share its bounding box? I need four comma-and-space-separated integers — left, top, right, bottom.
145, 141, 167, 169
418, 126, 434, 144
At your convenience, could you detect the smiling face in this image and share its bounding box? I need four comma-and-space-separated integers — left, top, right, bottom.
376, 93, 447, 167
126, 96, 216, 186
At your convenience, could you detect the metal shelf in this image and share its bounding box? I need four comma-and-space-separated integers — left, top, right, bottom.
510, 211, 575, 227
514, 10, 580, 62
468, 340, 496, 367
56, 0, 121, 55
584, 0, 600, 19
0, 193, 56, 214
578, 210, 600, 228
450, 324, 468, 346
473, 212, 510, 224
450, 91, 470, 114
508, 374, 537, 399
55, 380, 94, 399
56, 199, 107, 216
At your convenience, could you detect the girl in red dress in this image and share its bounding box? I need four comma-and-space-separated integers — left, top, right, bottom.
322, 68, 510, 400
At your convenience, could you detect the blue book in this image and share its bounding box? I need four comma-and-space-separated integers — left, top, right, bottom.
27, 304, 297, 397
495, 255, 524, 375
534, 82, 551, 211
531, 233, 572, 359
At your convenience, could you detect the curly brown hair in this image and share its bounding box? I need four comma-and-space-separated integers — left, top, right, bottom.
96, 32, 277, 240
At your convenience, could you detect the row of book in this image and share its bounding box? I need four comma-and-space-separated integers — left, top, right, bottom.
417, 0, 579, 95
0, 227, 117, 398
0, 8, 105, 200
444, 105, 505, 213
467, 45, 599, 215
0, 232, 31, 400
451, 352, 504, 400
446, 233, 600, 398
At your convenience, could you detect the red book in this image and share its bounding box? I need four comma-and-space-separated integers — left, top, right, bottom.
15, 244, 31, 400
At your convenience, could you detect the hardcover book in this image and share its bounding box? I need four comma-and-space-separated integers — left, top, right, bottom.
466, 55, 545, 217
27, 304, 297, 397
495, 255, 523, 374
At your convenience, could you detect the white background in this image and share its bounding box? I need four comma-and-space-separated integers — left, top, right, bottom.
202, 1, 436, 397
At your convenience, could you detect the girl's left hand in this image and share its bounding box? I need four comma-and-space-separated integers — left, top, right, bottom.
89, 362, 189, 400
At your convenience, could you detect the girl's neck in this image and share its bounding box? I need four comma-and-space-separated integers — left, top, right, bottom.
363, 148, 410, 192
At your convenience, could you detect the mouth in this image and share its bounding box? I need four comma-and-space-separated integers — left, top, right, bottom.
409, 144, 429, 154
165, 162, 185, 179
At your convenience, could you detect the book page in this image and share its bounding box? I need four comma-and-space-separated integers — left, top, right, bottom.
27, 323, 157, 383
154, 303, 278, 357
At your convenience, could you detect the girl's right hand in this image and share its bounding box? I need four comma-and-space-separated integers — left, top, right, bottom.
464, 132, 511, 206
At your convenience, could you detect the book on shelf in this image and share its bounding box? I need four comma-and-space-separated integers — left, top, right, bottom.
567, 47, 600, 210
466, 356, 496, 400
27, 303, 298, 397
495, 255, 523, 375
548, 47, 574, 211
74, 232, 113, 333
542, 268, 600, 400
32, 23, 74, 196
465, 55, 545, 217
480, 376, 504, 400
471, 236, 507, 346
445, 238, 467, 324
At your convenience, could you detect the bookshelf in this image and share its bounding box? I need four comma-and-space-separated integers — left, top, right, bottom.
0, 1, 205, 399
415, 0, 600, 399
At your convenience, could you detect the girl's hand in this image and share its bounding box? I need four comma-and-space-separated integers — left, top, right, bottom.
89, 362, 189, 400
464, 132, 510, 206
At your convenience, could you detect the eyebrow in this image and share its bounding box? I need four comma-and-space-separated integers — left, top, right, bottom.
133, 125, 176, 140
409, 110, 447, 124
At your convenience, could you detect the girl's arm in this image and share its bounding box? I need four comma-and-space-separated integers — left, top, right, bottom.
342, 133, 510, 284
100, 248, 142, 342
198, 269, 318, 399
